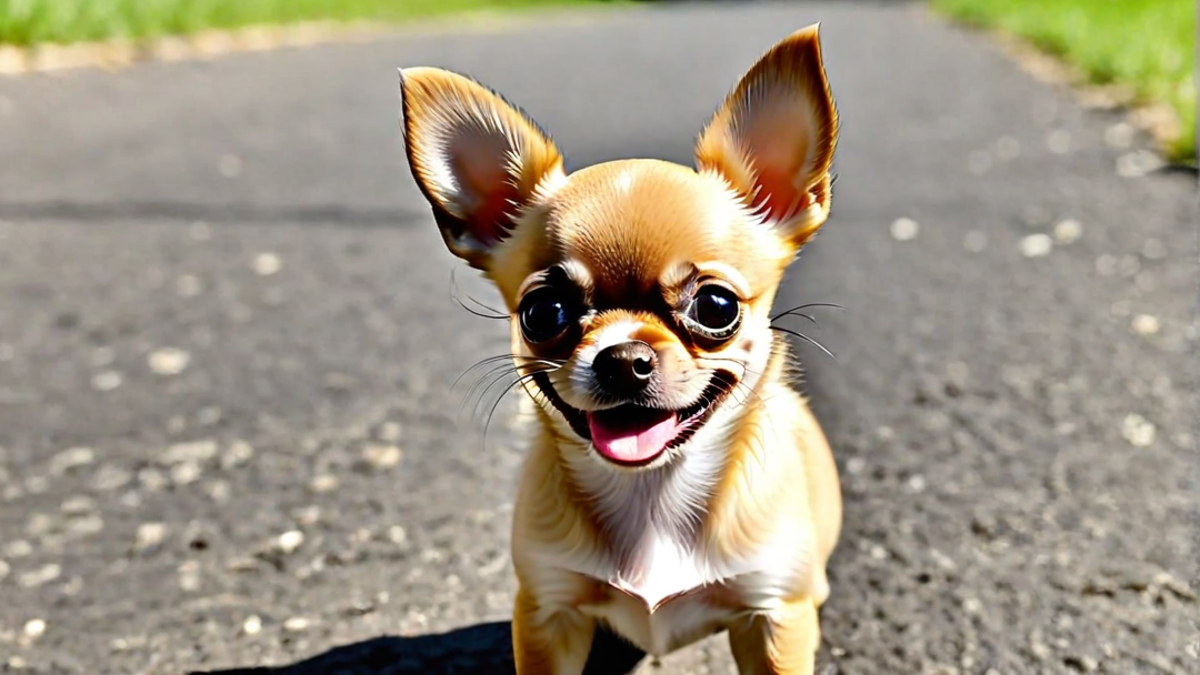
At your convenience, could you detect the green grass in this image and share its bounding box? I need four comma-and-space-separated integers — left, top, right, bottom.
0, 0, 606, 46
930, 0, 1195, 163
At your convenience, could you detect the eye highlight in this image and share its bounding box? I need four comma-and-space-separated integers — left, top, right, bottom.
518, 287, 581, 344
683, 284, 742, 342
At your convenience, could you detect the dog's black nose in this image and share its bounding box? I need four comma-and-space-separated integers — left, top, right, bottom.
592, 341, 658, 395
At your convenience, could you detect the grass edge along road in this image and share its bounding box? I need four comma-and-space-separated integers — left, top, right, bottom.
4, 0, 1193, 165
0, 0, 619, 47
930, 0, 1196, 164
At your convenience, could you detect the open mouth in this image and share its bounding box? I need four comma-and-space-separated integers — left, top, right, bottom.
531, 371, 737, 467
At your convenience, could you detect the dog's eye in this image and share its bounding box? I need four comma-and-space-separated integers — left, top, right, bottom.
685, 285, 742, 341
518, 288, 578, 344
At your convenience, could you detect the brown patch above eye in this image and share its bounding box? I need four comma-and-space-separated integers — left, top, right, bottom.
542, 261, 596, 306
660, 262, 698, 296
658, 265, 702, 314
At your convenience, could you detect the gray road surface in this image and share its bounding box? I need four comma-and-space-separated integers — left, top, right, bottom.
0, 2, 1196, 674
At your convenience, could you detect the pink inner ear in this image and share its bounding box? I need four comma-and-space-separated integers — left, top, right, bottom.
754, 162, 811, 222
447, 127, 522, 245
741, 97, 814, 221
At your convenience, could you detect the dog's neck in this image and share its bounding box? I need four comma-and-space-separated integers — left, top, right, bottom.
560, 431, 728, 564
555, 342, 785, 569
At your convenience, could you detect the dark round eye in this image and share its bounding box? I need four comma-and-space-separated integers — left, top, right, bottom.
518, 288, 578, 344
687, 284, 742, 339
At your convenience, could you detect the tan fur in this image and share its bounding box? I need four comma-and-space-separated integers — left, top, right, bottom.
728, 597, 821, 675
400, 25, 843, 675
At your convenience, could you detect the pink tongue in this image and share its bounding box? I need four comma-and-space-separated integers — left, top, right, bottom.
588, 409, 680, 464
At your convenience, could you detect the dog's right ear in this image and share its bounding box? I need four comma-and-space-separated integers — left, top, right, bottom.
399, 68, 564, 270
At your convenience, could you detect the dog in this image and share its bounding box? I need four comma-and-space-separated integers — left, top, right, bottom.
398, 24, 843, 675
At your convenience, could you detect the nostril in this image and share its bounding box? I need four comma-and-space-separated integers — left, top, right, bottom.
593, 341, 657, 391
631, 356, 654, 379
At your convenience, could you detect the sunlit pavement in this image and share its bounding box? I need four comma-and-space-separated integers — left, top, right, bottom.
0, 2, 1194, 673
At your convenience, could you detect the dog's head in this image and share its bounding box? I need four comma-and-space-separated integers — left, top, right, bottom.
400, 26, 838, 469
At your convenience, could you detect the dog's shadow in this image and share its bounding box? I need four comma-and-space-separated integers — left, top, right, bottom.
193, 621, 646, 675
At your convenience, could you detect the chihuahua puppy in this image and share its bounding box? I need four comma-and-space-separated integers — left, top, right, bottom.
399, 24, 842, 675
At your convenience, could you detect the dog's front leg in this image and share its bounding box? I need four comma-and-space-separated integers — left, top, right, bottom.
727, 598, 820, 675
513, 586, 596, 675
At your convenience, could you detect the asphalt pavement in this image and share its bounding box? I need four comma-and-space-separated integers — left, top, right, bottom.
0, 2, 1196, 674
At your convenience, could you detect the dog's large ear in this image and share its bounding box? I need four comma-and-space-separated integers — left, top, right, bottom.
400, 68, 564, 270
695, 25, 838, 250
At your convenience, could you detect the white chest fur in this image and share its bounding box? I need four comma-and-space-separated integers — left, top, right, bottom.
568, 524, 807, 656
585, 529, 737, 656
553, 444, 811, 656
611, 530, 710, 611
585, 579, 731, 656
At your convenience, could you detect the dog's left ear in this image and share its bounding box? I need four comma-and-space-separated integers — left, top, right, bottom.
400, 67, 564, 270
696, 24, 839, 250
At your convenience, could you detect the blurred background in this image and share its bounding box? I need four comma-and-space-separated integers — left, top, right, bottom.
0, 1, 1195, 674
0, 0, 1193, 163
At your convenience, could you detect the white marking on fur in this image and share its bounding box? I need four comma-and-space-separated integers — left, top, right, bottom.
586, 586, 730, 655
534, 167, 569, 200
565, 319, 641, 409
589, 319, 642, 355
615, 169, 635, 193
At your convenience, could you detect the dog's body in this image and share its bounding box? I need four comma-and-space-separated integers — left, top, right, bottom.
400, 25, 843, 675
511, 337, 841, 664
